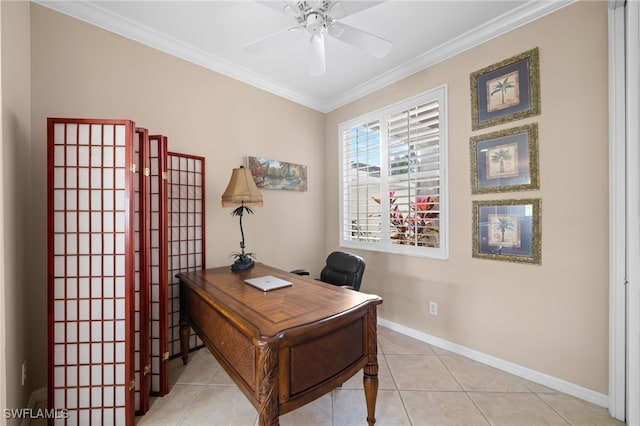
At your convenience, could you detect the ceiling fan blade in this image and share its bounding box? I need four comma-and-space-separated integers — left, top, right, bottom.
243, 26, 301, 54
328, 22, 392, 58
309, 33, 326, 76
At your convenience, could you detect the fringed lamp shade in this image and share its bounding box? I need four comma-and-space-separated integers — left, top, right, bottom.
221, 166, 263, 207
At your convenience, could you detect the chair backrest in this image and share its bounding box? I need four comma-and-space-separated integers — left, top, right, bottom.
319, 251, 366, 291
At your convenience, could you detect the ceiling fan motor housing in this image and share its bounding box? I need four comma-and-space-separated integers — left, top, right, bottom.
305, 12, 325, 34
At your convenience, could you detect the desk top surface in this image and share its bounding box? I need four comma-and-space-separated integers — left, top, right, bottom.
177, 263, 382, 339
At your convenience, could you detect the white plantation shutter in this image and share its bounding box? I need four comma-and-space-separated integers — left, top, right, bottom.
339, 86, 448, 259
387, 99, 441, 248
341, 120, 382, 244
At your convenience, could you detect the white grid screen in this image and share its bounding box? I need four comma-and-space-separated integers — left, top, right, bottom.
167, 153, 205, 357
48, 119, 134, 425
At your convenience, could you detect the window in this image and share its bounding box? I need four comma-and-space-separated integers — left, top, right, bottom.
339, 86, 448, 259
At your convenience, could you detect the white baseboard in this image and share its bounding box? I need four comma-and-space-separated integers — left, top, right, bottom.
23, 320, 608, 420
378, 317, 609, 408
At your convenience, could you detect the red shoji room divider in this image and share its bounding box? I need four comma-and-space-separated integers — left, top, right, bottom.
48, 119, 204, 424
146, 135, 169, 397
166, 153, 206, 359
133, 127, 150, 416
47, 118, 137, 425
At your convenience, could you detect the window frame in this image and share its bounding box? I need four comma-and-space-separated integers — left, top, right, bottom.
338, 85, 449, 260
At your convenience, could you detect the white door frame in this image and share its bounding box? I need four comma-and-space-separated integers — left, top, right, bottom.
624, 0, 640, 423
608, 1, 626, 420
609, 0, 640, 423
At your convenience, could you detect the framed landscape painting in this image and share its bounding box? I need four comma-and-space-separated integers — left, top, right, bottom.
470, 48, 541, 130
247, 156, 307, 191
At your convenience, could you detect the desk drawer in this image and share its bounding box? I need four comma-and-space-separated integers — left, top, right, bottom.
288, 317, 364, 396
183, 287, 256, 391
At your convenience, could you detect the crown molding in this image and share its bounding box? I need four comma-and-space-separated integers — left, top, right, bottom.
323, 0, 575, 112
34, 0, 574, 113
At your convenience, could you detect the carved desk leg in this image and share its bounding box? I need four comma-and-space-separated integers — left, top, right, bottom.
180, 317, 191, 365
256, 342, 279, 426
363, 308, 379, 426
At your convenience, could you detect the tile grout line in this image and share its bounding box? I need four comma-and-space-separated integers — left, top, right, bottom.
435, 351, 493, 426
530, 392, 573, 426
174, 383, 206, 426
380, 351, 414, 425
434, 351, 574, 426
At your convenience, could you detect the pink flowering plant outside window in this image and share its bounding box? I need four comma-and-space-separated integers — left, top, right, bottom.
372, 191, 439, 247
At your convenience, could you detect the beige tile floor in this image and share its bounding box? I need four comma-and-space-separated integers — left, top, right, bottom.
135, 326, 625, 426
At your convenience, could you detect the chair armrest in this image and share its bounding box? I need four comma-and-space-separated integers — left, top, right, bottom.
290, 269, 310, 276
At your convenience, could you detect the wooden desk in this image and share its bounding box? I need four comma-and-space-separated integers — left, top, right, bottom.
177, 263, 383, 426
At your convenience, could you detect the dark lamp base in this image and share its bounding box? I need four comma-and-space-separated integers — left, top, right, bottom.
231, 258, 255, 271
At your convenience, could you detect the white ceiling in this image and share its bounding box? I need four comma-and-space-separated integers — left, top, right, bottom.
35, 0, 572, 112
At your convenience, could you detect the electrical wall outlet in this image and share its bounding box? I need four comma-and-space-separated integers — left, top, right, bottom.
429, 301, 438, 316
21, 361, 27, 386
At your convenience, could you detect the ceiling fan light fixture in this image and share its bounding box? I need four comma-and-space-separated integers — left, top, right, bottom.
328, 22, 344, 38
282, 0, 302, 17
328, 1, 346, 19
283, 5, 296, 17
246, 0, 392, 75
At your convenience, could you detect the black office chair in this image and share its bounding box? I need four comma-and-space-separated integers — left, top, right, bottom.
292, 251, 366, 291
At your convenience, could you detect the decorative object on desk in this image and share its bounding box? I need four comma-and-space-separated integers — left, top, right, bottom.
470, 47, 540, 130
244, 276, 293, 292
470, 123, 539, 194
472, 198, 541, 265
248, 156, 307, 191
221, 166, 263, 270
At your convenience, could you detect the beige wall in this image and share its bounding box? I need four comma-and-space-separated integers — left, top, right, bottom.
326, 1, 609, 394
2, 0, 33, 413
29, 4, 326, 393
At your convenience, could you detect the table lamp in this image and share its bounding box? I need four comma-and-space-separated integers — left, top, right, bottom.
221, 166, 263, 270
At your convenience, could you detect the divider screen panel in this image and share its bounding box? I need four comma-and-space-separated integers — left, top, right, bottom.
147, 136, 169, 396
133, 128, 150, 415
48, 118, 135, 425
167, 153, 206, 357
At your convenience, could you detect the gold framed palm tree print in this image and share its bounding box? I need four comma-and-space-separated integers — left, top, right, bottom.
472, 198, 541, 265
470, 123, 540, 194
470, 48, 541, 130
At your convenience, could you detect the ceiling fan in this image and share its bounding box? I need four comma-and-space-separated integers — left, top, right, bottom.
244, 0, 393, 76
